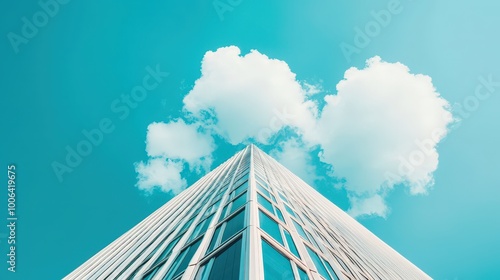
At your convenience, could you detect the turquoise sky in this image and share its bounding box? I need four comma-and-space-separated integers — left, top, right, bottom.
1, 1, 500, 279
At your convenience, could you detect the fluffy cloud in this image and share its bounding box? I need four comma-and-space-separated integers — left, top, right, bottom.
135, 47, 453, 219
183, 46, 317, 144
135, 120, 215, 194
146, 119, 215, 172
347, 194, 389, 218
315, 56, 453, 217
134, 158, 186, 194
271, 138, 319, 185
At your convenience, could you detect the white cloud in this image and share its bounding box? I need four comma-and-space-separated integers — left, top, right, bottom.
302, 82, 322, 96
136, 47, 453, 219
135, 119, 215, 194
183, 46, 317, 145
271, 139, 319, 185
347, 194, 389, 218
314, 56, 453, 216
134, 158, 186, 194
146, 119, 215, 172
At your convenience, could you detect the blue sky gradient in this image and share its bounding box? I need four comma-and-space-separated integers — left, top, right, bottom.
1, 1, 500, 279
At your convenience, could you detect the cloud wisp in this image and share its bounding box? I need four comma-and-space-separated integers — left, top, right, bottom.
135, 46, 453, 218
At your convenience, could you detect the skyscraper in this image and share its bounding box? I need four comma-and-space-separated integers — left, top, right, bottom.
65, 145, 430, 280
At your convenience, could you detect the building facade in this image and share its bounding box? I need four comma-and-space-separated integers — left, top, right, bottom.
65, 145, 431, 280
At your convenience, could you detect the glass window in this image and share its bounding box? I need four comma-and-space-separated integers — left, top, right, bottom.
234, 170, 248, 180
257, 194, 274, 214
283, 229, 300, 258
127, 261, 144, 279
233, 181, 248, 197
323, 259, 340, 280
259, 211, 283, 245
232, 176, 248, 189
192, 206, 202, 217
141, 241, 163, 264
200, 193, 210, 205
278, 192, 289, 203
305, 230, 320, 249
190, 214, 214, 241
151, 235, 181, 266
269, 193, 277, 204
294, 213, 304, 224
302, 214, 315, 227
285, 205, 296, 218
229, 192, 247, 215
275, 208, 285, 223
297, 267, 309, 280
261, 239, 293, 280
169, 238, 203, 278
219, 183, 229, 192
207, 226, 222, 254
220, 209, 246, 245
143, 266, 160, 280
257, 183, 271, 197
305, 246, 332, 280
292, 220, 308, 241
195, 238, 243, 280
205, 200, 222, 217
219, 205, 229, 222
179, 216, 195, 233
214, 192, 224, 202
256, 176, 268, 188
